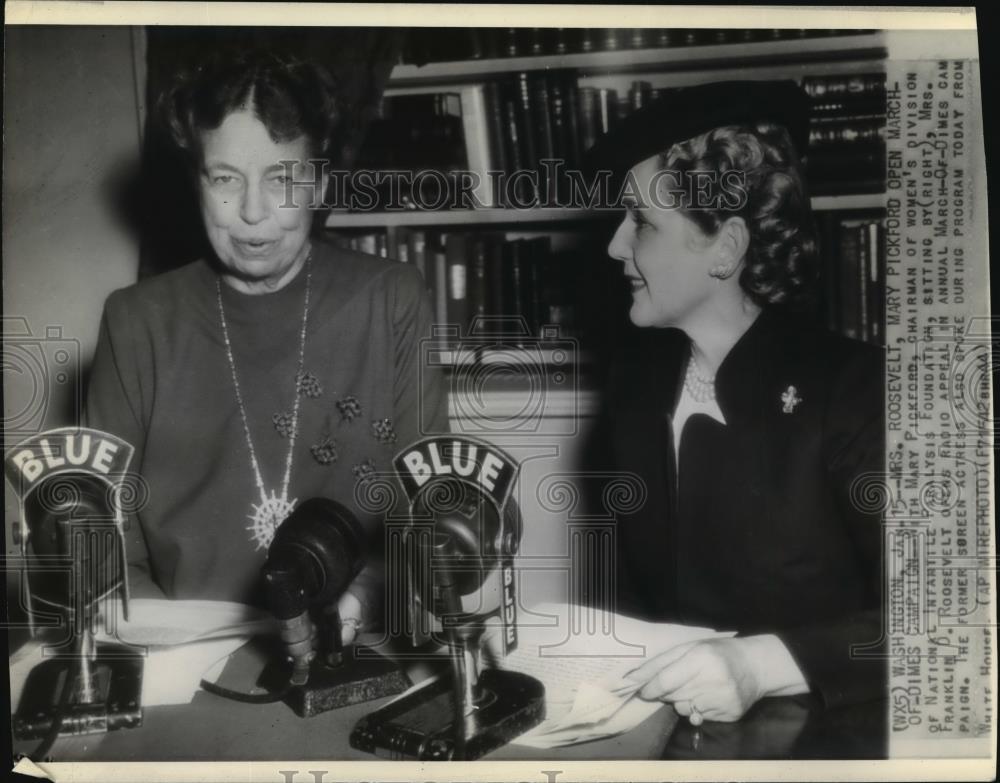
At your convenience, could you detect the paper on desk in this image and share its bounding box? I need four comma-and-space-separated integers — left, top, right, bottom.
11, 757, 50, 779
10, 600, 268, 710
9, 635, 252, 708
98, 598, 276, 646
516, 693, 665, 749
500, 602, 734, 748
142, 636, 252, 705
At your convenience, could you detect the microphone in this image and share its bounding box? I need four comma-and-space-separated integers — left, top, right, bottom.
262, 498, 364, 683
253, 497, 408, 717
350, 436, 544, 760
411, 478, 522, 718
4, 428, 144, 754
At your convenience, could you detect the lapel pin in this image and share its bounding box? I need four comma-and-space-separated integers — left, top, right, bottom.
781, 385, 802, 414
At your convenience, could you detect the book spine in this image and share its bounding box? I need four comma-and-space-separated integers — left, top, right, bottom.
578, 87, 599, 152
504, 239, 527, 343
394, 228, 410, 264
802, 73, 886, 99
596, 88, 618, 134
809, 95, 888, 119
866, 221, 882, 344
628, 80, 652, 112
502, 28, 520, 57
616, 93, 630, 127
480, 28, 501, 59
817, 212, 841, 334
458, 84, 495, 207
805, 148, 887, 176
856, 223, 869, 342
501, 92, 530, 206
552, 28, 569, 55
837, 220, 862, 341
524, 236, 550, 336
681, 29, 704, 47
514, 73, 539, 204
432, 244, 449, 343
358, 233, 377, 256
549, 79, 570, 201
808, 121, 886, 146
484, 80, 509, 177
563, 76, 583, 171
530, 74, 556, 201
408, 230, 428, 285
655, 29, 677, 47
445, 233, 469, 334
466, 28, 485, 60
468, 235, 489, 326
602, 28, 623, 51
628, 28, 651, 49
487, 236, 506, 319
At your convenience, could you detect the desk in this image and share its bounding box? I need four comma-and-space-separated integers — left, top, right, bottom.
11, 637, 886, 762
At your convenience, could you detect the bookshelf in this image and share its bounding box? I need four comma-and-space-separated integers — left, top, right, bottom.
326, 28, 889, 383
326, 195, 886, 229
388, 33, 887, 85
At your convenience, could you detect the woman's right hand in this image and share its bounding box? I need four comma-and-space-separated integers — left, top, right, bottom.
625, 634, 809, 724
477, 614, 506, 670
337, 590, 364, 646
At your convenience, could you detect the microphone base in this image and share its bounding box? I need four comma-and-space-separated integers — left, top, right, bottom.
13, 643, 144, 740
258, 644, 409, 718
350, 668, 545, 760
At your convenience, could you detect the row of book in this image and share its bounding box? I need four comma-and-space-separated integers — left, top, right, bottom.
355, 71, 888, 209
803, 73, 887, 196
816, 212, 885, 345
332, 230, 580, 343
400, 28, 874, 65
331, 211, 887, 350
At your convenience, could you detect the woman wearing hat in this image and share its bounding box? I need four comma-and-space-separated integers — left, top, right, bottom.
85, 49, 449, 641
590, 81, 886, 723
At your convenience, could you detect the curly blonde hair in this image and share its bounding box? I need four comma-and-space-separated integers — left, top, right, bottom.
659, 123, 818, 306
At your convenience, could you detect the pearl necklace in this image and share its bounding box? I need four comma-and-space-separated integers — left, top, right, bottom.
216, 255, 312, 551
684, 348, 716, 403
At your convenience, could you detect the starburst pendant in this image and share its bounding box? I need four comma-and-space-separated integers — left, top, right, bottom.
247, 490, 297, 551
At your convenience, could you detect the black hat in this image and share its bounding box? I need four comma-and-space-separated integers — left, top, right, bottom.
584, 80, 810, 188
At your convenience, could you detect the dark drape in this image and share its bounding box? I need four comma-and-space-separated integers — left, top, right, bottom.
136, 26, 402, 278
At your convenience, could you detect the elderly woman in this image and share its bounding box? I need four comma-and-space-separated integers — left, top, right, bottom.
85, 49, 448, 640
588, 81, 885, 724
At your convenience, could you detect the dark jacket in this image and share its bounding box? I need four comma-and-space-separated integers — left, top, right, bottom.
594, 308, 887, 708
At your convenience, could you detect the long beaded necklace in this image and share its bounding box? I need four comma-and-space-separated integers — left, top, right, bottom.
683, 347, 717, 403
216, 255, 312, 551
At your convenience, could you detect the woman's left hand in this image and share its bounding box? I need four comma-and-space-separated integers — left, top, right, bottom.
626, 634, 810, 724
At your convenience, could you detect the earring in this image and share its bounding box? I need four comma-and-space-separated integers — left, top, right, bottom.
709, 265, 731, 279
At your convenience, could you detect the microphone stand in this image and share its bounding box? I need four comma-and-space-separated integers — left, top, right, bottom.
431, 531, 486, 758
254, 498, 408, 717
348, 524, 546, 760
14, 526, 144, 748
